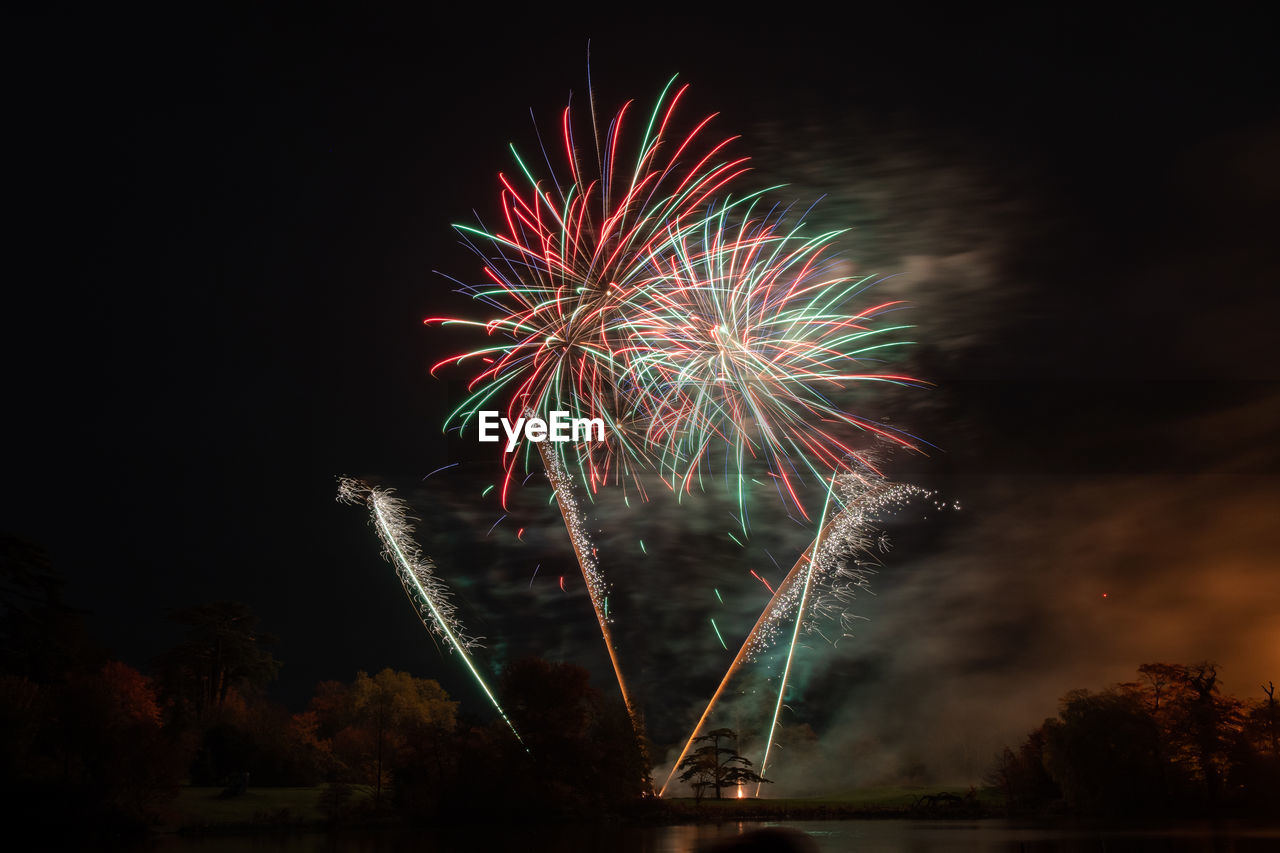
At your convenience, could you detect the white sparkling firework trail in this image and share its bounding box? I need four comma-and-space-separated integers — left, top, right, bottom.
658, 468, 927, 797
539, 447, 609, 615
753, 475, 839, 795
747, 472, 930, 661
753, 470, 928, 793
536, 441, 640, 729
336, 477, 524, 745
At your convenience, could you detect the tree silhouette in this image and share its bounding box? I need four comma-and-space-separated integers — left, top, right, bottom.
155, 601, 281, 723
499, 657, 651, 811
1260, 682, 1278, 758
0, 536, 103, 680
990, 661, 1277, 815
676, 728, 769, 801
1043, 687, 1165, 814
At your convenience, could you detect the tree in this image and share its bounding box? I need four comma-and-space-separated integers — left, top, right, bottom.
155, 601, 281, 723
1136, 662, 1188, 720
343, 669, 456, 801
55, 661, 190, 824
0, 536, 103, 680
1130, 661, 1243, 803
491, 658, 650, 814
188, 688, 329, 787
991, 664, 1280, 816
1183, 662, 1235, 802
1042, 687, 1167, 814
677, 728, 769, 801
0, 674, 43, 792
984, 726, 1059, 811
1256, 681, 1278, 758
1232, 680, 1280, 806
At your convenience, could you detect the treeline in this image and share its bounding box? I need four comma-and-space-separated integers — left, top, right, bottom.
987, 662, 1279, 816
0, 540, 647, 829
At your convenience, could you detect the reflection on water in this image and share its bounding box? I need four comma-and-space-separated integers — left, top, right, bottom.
144, 820, 1280, 853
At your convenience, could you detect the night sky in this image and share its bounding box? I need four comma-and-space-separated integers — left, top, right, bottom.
9, 10, 1278, 790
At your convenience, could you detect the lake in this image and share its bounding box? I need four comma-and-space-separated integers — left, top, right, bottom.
136, 819, 1280, 852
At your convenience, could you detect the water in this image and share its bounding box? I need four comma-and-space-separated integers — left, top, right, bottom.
137, 820, 1280, 852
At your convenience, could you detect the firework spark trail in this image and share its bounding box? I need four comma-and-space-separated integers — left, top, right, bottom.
800, 475, 930, 646
656, 511, 830, 797
753, 472, 928, 793
710, 618, 728, 650
657, 471, 924, 797
536, 439, 639, 731
753, 476, 839, 794
336, 478, 524, 746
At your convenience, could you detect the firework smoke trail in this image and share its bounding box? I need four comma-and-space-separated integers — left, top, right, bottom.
536, 437, 640, 730
336, 478, 524, 746
657, 471, 925, 796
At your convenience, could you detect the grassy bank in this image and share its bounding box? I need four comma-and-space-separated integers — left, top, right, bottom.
163, 783, 990, 832
165, 785, 378, 832
647, 785, 992, 821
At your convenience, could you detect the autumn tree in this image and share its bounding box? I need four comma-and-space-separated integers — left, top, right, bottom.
0, 674, 43, 793
55, 661, 189, 824
316, 669, 457, 801
189, 687, 328, 786
1126, 661, 1243, 802
677, 728, 769, 801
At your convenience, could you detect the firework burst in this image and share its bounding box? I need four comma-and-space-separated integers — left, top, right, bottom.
427, 78, 759, 742
422, 72, 931, 793
622, 199, 923, 526
429, 75, 757, 500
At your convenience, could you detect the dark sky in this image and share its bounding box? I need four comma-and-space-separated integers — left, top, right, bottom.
8, 10, 1279, 789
